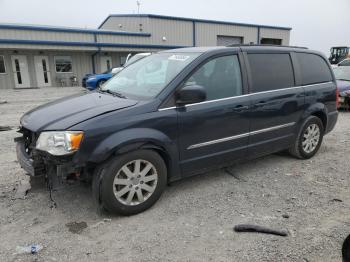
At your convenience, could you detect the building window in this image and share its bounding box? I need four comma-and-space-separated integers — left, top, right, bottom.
0, 56, 6, 74
260, 38, 282, 45
55, 56, 72, 73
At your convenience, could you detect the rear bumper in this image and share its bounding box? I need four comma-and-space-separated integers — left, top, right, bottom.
325, 111, 338, 134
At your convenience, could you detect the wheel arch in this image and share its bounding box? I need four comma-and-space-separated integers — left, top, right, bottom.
88, 128, 181, 182
302, 103, 328, 131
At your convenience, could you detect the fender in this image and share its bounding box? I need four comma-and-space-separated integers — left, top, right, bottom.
88, 128, 181, 181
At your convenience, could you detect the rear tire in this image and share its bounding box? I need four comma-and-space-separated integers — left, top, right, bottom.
289, 116, 324, 159
96, 149, 167, 216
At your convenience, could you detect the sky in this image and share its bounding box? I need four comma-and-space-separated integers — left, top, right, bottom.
0, 0, 349, 55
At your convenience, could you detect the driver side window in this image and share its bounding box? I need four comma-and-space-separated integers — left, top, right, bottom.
185, 55, 242, 101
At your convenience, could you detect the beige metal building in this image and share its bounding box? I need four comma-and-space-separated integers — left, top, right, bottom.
0, 14, 291, 89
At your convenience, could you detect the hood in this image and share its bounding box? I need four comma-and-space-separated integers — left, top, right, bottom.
21, 92, 138, 132
337, 80, 350, 92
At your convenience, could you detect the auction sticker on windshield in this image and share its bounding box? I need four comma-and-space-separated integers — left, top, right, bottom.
168, 55, 190, 61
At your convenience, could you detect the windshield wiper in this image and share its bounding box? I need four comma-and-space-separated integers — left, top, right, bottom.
99, 89, 127, 98
337, 79, 350, 82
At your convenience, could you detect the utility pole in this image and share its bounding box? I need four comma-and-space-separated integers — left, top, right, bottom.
136, 1, 141, 14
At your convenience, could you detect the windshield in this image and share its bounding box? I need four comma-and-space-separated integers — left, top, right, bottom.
124, 53, 150, 67
101, 52, 200, 99
333, 67, 350, 81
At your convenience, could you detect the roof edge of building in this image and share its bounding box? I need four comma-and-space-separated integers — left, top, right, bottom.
99, 14, 292, 31
0, 38, 188, 50
0, 23, 151, 37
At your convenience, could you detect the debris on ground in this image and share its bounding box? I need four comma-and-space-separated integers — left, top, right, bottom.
15, 244, 43, 255
0, 100, 7, 104
13, 180, 31, 200
282, 214, 290, 219
330, 198, 343, 203
0, 126, 12, 131
234, 224, 288, 237
65, 221, 88, 234
91, 218, 112, 229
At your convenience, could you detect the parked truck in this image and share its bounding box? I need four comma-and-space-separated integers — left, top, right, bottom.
329, 46, 350, 64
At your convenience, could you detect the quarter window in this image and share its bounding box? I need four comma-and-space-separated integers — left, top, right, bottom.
185, 55, 242, 101
0, 56, 6, 74
55, 56, 72, 73
296, 53, 333, 85
248, 53, 295, 93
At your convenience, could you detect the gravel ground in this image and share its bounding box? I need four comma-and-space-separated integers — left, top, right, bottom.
0, 87, 349, 262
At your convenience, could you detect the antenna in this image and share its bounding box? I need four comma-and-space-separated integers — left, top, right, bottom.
136, 1, 141, 14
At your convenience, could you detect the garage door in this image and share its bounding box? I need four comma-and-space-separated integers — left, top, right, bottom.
217, 35, 243, 46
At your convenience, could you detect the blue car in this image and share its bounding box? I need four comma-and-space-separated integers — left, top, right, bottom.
85, 68, 119, 90
84, 53, 151, 90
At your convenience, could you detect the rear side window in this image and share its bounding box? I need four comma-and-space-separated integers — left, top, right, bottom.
296, 53, 333, 85
248, 53, 295, 93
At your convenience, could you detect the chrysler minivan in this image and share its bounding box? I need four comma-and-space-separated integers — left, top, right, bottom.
15, 46, 338, 215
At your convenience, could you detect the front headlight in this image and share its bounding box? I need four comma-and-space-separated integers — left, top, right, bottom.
36, 131, 84, 156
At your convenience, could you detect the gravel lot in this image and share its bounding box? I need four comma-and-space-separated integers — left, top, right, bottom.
0, 87, 349, 262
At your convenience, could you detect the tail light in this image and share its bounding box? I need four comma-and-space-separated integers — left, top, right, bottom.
336, 87, 340, 109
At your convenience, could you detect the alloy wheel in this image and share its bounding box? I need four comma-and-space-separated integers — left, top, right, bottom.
302, 123, 320, 153
113, 159, 158, 206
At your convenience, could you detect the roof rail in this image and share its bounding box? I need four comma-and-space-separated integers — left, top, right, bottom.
226, 44, 308, 49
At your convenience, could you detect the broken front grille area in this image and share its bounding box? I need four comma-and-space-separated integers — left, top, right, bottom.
17, 127, 46, 176
21, 127, 37, 156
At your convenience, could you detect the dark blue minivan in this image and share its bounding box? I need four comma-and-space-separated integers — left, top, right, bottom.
15, 46, 338, 215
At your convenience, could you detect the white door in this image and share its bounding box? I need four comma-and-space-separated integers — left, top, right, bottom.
11, 55, 31, 88
34, 56, 51, 87
100, 56, 112, 73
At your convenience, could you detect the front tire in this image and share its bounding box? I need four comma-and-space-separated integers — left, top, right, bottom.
289, 116, 324, 159
97, 149, 167, 216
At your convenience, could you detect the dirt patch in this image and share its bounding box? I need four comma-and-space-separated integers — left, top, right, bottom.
66, 221, 88, 234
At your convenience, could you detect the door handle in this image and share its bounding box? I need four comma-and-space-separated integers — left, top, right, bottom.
231, 105, 249, 112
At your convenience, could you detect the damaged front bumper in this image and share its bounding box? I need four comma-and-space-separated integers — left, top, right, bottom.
15, 137, 80, 189
15, 137, 45, 177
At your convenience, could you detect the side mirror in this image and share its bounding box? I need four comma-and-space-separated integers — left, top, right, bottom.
176, 85, 206, 105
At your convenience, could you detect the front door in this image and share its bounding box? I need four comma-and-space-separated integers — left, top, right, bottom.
100, 56, 112, 73
177, 54, 251, 175
11, 55, 30, 88
34, 56, 51, 87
